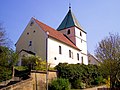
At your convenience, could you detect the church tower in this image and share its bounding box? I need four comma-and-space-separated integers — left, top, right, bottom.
57, 6, 88, 64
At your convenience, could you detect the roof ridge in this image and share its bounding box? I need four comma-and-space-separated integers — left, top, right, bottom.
33, 18, 56, 31
33, 18, 80, 50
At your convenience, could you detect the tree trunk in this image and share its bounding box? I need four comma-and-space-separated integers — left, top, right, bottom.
12, 65, 14, 79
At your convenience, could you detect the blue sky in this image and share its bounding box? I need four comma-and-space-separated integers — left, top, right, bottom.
0, 0, 120, 55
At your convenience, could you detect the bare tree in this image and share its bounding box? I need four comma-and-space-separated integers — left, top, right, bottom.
0, 23, 7, 46
95, 33, 120, 62
95, 33, 120, 88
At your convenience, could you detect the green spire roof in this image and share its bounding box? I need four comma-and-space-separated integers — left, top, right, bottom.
57, 9, 83, 31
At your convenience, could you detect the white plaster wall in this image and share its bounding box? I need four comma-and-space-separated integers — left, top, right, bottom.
81, 54, 88, 65
76, 37, 88, 65
75, 28, 86, 41
47, 37, 81, 67
75, 27, 87, 54
76, 37, 87, 54
75, 27, 88, 65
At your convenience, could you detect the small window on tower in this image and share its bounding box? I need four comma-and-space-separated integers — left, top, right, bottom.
67, 29, 70, 35
80, 31, 82, 36
29, 41, 32, 46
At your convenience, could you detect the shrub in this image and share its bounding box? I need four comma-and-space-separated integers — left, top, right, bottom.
91, 76, 105, 85
56, 63, 105, 88
72, 79, 86, 89
0, 66, 12, 82
14, 66, 28, 71
49, 78, 70, 90
14, 66, 30, 80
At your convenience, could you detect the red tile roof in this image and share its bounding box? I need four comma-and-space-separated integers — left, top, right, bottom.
33, 18, 80, 50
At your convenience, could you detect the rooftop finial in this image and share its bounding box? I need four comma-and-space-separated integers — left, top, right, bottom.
69, 3, 71, 10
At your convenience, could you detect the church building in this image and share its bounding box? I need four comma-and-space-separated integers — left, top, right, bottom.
16, 7, 88, 67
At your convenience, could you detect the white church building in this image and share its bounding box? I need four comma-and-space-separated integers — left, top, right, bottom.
16, 7, 88, 67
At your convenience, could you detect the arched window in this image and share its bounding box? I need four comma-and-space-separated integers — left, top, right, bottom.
81, 56, 83, 64
67, 29, 70, 35
59, 46, 62, 54
69, 50, 71, 58
77, 53, 79, 60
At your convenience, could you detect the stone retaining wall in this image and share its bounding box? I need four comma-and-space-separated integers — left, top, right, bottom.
0, 78, 34, 90
31, 70, 57, 90
0, 70, 57, 90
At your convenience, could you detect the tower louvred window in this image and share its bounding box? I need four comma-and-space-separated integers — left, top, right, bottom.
80, 31, 82, 36
67, 29, 70, 35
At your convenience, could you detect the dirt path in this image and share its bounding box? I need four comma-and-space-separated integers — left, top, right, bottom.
82, 85, 107, 90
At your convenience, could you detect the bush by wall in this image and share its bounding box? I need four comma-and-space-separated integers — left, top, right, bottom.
14, 66, 30, 80
49, 78, 70, 90
55, 63, 105, 89
0, 66, 12, 82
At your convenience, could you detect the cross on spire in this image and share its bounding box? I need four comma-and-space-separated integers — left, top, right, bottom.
69, 3, 71, 10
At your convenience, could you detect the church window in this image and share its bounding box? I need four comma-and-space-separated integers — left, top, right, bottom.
69, 50, 71, 58
88, 59, 91, 63
22, 54, 25, 57
80, 31, 82, 36
81, 39, 82, 43
71, 52, 73, 59
29, 41, 32, 46
67, 29, 70, 35
77, 53, 79, 60
27, 32, 29, 35
54, 57, 57, 60
30, 21, 34, 26
81, 56, 83, 64
59, 46, 62, 54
